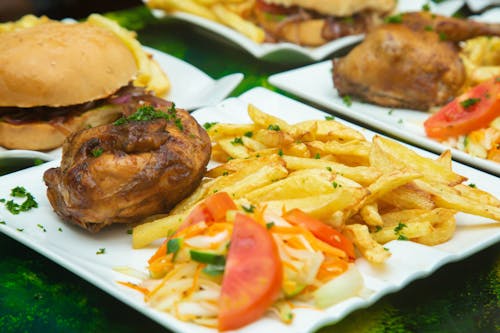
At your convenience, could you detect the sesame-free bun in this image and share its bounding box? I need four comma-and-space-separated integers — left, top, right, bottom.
0, 21, 138, 107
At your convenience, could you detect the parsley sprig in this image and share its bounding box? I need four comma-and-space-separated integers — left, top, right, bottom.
114, 104, 183, 130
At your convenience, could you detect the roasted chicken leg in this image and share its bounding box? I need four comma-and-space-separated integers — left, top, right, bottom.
333, 12, 500, 110
44, 104, 211, 232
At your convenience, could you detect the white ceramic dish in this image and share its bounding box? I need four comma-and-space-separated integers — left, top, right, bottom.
466, 0, 500, 12
0, 87, 498, 333
268, 61, 500, 175
145, 0, 464, 63
0, 46, 243, 164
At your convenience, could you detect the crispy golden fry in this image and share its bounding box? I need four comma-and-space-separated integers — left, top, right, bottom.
360, 203, 383, 227
294, 120, 365, 142
370, 136, 466, 186
283, 155, 381, 185
413, 212, 456, 246
248, 104, 297, 136
345, 224, 391, 264
245, 168, 335, 202
211, 4, 265, 42
365, 170, 422, 204
148, 0, 218, 20
371, 221, 433, 244
380, 183, 435, 210
133, 213, 186, 248
414, 180, 500, 221
217, 138, 251, 159
263, 187, 369, 221
206, 123, 256, 141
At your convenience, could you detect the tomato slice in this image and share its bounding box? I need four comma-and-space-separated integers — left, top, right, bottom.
283, 208, 356, 260
177, 192, 236, 233
255, 0, 291, 15
218, 213, 283, 331
203, 192, 237, 222
424, 77, 500, 140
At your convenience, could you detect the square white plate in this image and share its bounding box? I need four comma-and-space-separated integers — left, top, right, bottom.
0, 46, 243, 162
0, 87, 498, 333
144, 0, 464, 64
268, 61, 500, 176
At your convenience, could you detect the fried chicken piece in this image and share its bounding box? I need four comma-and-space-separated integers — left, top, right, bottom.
333, 12, 500, 110
43, 105, 211, 232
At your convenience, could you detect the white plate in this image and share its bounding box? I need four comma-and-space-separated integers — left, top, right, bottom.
0, 47, 243, 164
0, 87, 498, 333
145, 0, 464, 64
467, 0, 500, 12
269, 61, 500, 176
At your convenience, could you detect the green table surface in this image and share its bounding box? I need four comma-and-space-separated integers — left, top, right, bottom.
1, 6, 499, 333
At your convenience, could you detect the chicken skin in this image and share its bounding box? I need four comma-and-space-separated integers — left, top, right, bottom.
44, 104, 211, 232
333, 11, 500, 110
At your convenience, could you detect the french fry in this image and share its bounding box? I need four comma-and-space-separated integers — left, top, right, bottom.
211, 4, 265, 42
205, 123, 256, 141
380, 183, 435, 210
344, 224, 391, 264
148, 0, 218, 20
283, 155, 381, 185
263, 186, 369, 220
371, 136, 466, 186
133, 213, 186, 248
414, 180, 500, 221
371, 221, 433, 244
360, 203, 383, 227
248, 104, 297, 136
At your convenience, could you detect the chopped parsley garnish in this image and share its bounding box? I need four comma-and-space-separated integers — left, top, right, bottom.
268, 124, 281, 131
113, 104, 183, 130
325, 115, 335, 121
242, 204, 255, 213
375, 226, 383, 232
314, 153, 321, 159
222, 171, 229, 176
468, 183, 477, 188
422, 3, 431, 11
384, 14, 403, 24
58, 227, 63, 232
266, 222, 275, 229
244, 131, 253, 138
126, 229, 133, 235
332, 181, 342, 188
388, 109, 394, 115
203, 122, 218, 130
230, 137, 244, 145
394, 222, 408, 240
424, 25, 433, 31
326, 166, 332, 172
460, 98, 481, 108
91, 147, 103, 157
342, 95, 353, 107
438, 32, 447, 41
37, 224, 46, 232
0, 221, 6, 225
278, 149, 284, 156
96, 248, 106, 255
3, 187, 38, 215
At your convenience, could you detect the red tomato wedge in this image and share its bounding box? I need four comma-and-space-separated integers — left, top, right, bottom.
424, 77, 500, 140
218, 213, 283, 331
283, 208, 356, 260
203, 191, 237, 222
178, 192, 236, 233
149, 192, 236, 264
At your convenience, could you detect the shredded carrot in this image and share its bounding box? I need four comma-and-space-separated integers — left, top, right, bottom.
148, 240, 167, 264
177, 221, 208, 238
118, 281, 150, 296
272, 226, 347, 258
185, 264, 204, 298
316, 256, 348, 281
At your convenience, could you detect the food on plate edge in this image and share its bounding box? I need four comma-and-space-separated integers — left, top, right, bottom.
43, 102, 211, 232
128, 104, 500, 331
333, 11, 500, 110
0, 15, 169, 151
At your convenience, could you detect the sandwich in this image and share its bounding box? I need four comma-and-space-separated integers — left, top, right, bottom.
253, 0, 397, 46
0, 16, 170, 151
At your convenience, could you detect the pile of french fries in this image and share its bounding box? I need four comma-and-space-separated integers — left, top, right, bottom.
460, 36, 500, 90
133, 104, 500, 264
146, 0, 265, 43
